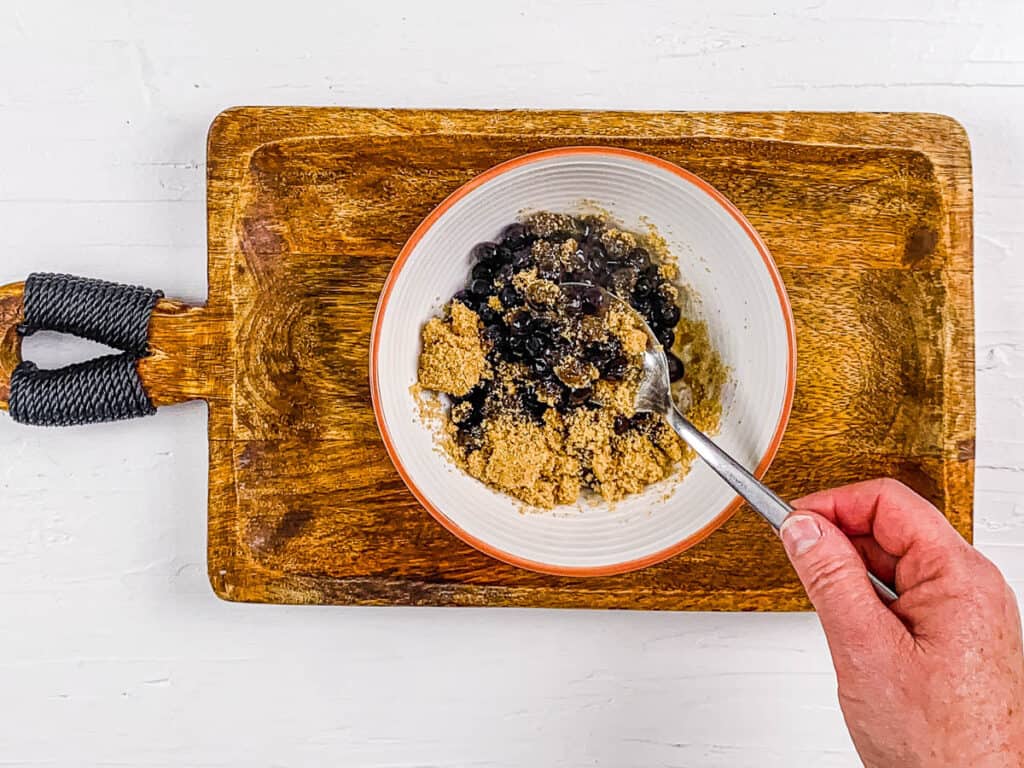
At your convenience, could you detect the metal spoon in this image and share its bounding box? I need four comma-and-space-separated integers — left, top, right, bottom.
591, 287, 899, 603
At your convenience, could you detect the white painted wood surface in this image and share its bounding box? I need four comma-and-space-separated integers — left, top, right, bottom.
0, 1, 1021, 765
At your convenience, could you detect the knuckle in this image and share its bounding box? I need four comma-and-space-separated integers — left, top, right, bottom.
876, 477, 907, 495
865, 476, 911, 501
914, 538, 980, 582
806, 556, 857, 597
914, 542, 955, 580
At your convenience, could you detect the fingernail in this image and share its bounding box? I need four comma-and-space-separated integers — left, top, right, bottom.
780, 515, 822, 557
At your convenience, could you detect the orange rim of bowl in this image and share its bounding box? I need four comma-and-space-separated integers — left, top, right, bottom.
369, 146, 797, 577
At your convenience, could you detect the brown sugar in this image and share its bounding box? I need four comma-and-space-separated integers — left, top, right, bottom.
457, 405, 687, 508
673, 312, 727, 433
418, 301, 489, 397
600, 226, 640, 257
524, 211, 578, 237
513, 270, 562, 309
606, 304, 649, 356
464, 412, 581, 508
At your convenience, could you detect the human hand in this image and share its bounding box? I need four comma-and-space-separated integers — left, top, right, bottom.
780, 478, 1024, 768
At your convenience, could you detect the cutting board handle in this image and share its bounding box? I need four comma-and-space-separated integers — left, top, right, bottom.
0, 275, 222, 425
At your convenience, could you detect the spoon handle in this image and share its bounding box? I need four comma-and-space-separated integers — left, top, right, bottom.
665, 406, 898, 603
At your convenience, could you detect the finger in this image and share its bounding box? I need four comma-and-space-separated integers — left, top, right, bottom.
781, 512, 907, 659
849, 535, 899, 585
794, 478, 961, 558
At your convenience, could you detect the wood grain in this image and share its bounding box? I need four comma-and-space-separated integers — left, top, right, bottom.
1, 108, 975, 610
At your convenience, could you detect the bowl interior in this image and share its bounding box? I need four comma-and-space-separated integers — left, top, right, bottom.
372, 148, 793, 574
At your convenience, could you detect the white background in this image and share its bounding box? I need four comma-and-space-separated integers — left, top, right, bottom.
0, 1, 1021, 766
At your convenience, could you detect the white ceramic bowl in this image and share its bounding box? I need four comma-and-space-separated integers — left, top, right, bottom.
371, 147, 795, 576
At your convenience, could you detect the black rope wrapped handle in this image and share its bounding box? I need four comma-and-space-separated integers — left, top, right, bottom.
10, 354, 156, 427
8, 273, 164, 427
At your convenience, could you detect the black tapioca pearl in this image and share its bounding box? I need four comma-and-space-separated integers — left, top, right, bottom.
581, 286, 608, 316
508, 310, 532, 335
567, 386, 593, 408
494, 263, 515, 285
498, 283, 522, 308
588, 338, 622, 367
625, 413, 657, 438
511, 248, 534, 271
471, 242, 498, 263
477, 305, 500, 326
545, 335, 573, 364
467, 381, 491, 405
603, 355, 630, 382
598, 262, 622, 280
471, 261, 495, 282
528, 315, 556, 336
667, 352, 685, 382
625, 247, 651, 270
657, 327, 675, 350
562, 287, 585, 316
633, 275, 655, 299
583, 342, 610, 368
452, 289, 475, 308
658, 301, 681, 328
508, 334, 528, 358
531, 357, 553, 378
649, 293, 666, 314
524, 335, 545, 358
464, 405, 485, 428
499, 222, 529, 249
607, 266, 639, 298
520, 389, 548, 422
480, 323, 505, 348
582, 241, 608, 272
630, 295, 652, 320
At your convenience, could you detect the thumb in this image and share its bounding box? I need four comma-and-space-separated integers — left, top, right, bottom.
780, 513, 905, 652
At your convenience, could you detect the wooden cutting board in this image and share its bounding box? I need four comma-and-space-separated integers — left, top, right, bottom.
30, 108, 984, 609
